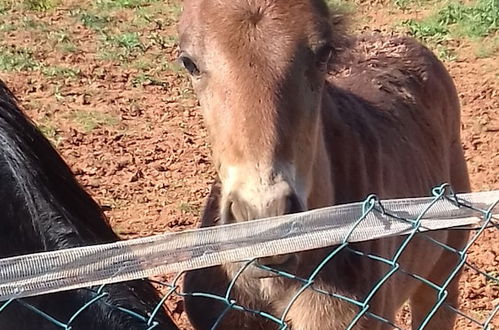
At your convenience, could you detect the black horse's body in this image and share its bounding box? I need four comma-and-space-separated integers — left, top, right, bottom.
0, 80, 178, 330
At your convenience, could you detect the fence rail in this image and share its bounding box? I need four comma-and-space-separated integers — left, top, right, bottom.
1, 184, 498, 329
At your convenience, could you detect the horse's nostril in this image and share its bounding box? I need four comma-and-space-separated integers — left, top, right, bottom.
230, 200, 243, 222
285, 193, 304, 214
224, 191, 303, 223
226, 194, 249, 223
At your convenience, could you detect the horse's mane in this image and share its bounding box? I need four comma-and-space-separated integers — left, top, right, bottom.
0, 79, 117, 255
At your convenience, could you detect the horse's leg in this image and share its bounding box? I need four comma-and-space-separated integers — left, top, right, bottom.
283, 291, 358, 330
184, 266, 276, 330
409, 274, 460, 329
409, 230, 468, 329
280, 267, 364, 330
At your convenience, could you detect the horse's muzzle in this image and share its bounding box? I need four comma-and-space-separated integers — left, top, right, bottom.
223, 191, 304, 223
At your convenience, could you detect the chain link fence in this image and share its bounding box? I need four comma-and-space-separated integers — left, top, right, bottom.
1, 185, 497, 329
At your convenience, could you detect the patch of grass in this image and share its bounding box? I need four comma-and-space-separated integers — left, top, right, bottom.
132, 1, 182, 27
99, 32, 147, 61
402, 17, 450, 44
41, 66, 81, 79
179, 202, 199, 215
47, 31, 78, 53
401, 18, 457, 60
129, 58, 153, 71
98, 49, 121, 61
96, 0, 160, 10
53, 85, 64, 101
403, 0, 498, 40
0, 2, 11, 13
70, 110, 120, 132
162, 61, 184, 75
392, 0, 434, 10
325, 0, 356, 14
148, 33, 177, 49
473, 35, 499, 58
437, 0, 498, 38
179, 87, 194, 99
0, 0, 17, 13
23, 0, 59, 11
113, 32, 145, 51
21, 17, 49, 31
166, 2, 182, 21
401, 0, 498, 61
79, 12, 111, 30
37, 120, 62, 145
0, 23, 16, 32
60, 41, 78, 53
435, 45, 457, 61
131, 73, 167, 87
0, 47, 79, 76
471, 308, 490, 321
0, 46, 39, 71
486, 271, 499, 287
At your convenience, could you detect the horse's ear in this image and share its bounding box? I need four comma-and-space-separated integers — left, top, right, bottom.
199, 178, 222, 228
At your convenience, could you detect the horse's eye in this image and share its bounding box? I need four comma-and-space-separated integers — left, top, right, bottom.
315, 45, 332, 69
179, 54, 200, 76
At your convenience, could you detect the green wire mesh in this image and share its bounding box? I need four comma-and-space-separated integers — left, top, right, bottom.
0, 183, 498, 329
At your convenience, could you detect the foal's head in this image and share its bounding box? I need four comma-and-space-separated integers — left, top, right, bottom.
179, 0, 335, 224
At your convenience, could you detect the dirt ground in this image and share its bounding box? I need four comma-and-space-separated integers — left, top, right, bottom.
0, 0, 497, 329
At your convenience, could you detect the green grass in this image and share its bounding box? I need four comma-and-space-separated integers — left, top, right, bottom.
131, 73, 167, 87
59, 41, 78, 53
79, 12, 111, 30
392, 0, 435, 10
0, 46, 82, 75
0, 2, 10, 14
325, 0, 356, 14
38, 121, 63, 145
21, 17, 50, 31
0, 46, 39, 71
133, 1, 183, 27
165, 1, 182, 22
99, 31, 147, 61
402, 18, 450, 44
95, 0, 160, 10
70, 110, 120, 132
0, 23, 16, 32
41, 66, 81, 79
23, 0, 59, 11
437, 0, 498, 38
47, 31, 79, 53
470, 308, 490, 321
112, 32, 145, 51
487, 271, 499, 287
148, 33, 177, 49
179, 202, 199, 215
129, 58, 153, 70
474, 35, 499, 58
401, 0, 499, 59
403, 0, 499, 40
161, 61, 184, 75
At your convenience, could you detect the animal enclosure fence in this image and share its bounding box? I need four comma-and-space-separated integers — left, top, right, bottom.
1, 184, 498, 329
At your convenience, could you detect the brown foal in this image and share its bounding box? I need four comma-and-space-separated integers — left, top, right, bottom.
178, 1, 471, 329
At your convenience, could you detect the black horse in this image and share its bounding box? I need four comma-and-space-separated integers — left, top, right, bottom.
0, 80, 178, 330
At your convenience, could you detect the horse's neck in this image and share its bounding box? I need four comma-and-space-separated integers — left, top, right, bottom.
308, 90, 375, 209
307, 113, 335, 209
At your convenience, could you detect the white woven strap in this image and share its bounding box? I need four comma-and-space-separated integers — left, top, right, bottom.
0, 190, 497, 301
